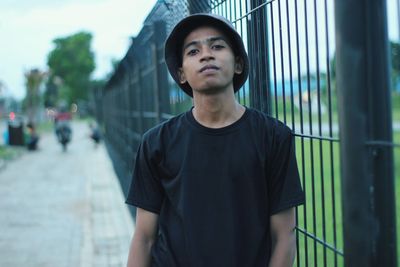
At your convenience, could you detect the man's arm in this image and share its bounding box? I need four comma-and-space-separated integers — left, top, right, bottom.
127, 208, 159, 267
269, 207, 297, 267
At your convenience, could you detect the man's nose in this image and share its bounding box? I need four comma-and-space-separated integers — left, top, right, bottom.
199, 46, 214, 61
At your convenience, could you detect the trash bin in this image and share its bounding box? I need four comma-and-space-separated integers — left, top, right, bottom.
8, 121, 25, 146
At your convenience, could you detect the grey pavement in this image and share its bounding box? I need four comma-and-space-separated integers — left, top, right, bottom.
0, 121, 134, 267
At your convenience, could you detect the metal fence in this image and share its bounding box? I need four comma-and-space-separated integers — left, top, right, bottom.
93, 0, 398, 266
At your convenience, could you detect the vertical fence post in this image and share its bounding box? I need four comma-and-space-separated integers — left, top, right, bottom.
334, 0, 397, 266
152, 20, 169, 121
151, 30, 161, 123
131, 37, 144, 135
247, 0, 271, 115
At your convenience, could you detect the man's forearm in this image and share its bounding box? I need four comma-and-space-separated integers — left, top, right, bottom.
268, 231, 296, 267
127, 235, 154, 267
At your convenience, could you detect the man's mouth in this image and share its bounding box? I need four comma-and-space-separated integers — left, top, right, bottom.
199, 65, 219, 73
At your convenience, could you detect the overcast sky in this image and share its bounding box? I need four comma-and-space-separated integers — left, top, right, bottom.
0, 0, 157, 100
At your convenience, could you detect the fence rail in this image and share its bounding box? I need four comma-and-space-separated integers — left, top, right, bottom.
93, 0, 398, 266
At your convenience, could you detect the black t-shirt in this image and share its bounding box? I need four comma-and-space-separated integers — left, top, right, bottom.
126, 107, 305, 267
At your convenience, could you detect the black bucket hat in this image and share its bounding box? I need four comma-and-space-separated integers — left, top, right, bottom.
165, 13, 249, 97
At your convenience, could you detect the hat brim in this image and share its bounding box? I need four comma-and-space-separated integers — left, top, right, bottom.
165, 13, 249, 97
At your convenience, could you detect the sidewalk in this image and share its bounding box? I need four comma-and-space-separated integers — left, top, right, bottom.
0, 121, 134, 267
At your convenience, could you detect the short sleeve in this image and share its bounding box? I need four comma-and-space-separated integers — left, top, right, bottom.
268, 126, 305, 215
125, 137, 165, 214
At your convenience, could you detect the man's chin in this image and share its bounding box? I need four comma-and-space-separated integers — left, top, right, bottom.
192, 84, 233, 95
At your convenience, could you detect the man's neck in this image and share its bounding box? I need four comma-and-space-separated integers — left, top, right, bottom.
192, 90, 245, 128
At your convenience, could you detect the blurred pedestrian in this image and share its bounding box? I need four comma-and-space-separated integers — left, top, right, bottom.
88, 122, 101, 147
126, 14, 304, 267
26, 123, 39, 151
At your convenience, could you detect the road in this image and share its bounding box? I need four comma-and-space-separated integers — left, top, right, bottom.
0, 121, 134, 267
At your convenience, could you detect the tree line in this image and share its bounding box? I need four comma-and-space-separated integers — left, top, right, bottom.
22, 32, 400, 125
24, 31, 112, 124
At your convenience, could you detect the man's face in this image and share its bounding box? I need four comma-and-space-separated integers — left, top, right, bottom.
178, 26, 243, 95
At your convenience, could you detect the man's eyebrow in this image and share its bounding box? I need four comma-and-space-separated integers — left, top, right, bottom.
182, 36, 227, 51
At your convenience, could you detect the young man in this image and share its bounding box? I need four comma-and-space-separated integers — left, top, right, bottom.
126, 13, 304, 267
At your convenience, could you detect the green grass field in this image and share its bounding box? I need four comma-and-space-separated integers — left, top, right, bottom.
0, 145, 25, 160
294, 137, 343, 266
264, 90, 400, 265
293, 131, 400, 266
393, 93, 400, 121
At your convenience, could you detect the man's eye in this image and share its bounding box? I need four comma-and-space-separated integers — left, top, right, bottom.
212, 44, 225, 49
187, 49, 198, 56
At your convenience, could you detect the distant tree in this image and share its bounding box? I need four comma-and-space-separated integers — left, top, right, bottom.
24, 68, 46, 124
43, 75, 64, 108
43, 78, 57, 108
47, 31, 95, 105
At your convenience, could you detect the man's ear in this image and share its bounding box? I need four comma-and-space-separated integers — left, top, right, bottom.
178, 68, 187, 84
234, 57, 244, 75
